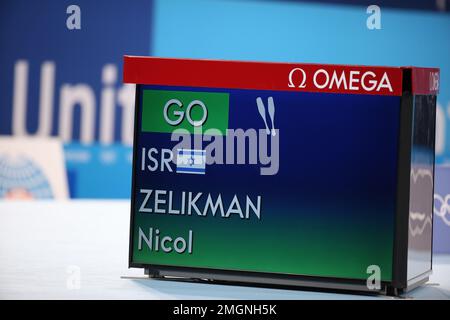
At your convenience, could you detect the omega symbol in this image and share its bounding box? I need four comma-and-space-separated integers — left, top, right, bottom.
288, 68, 307, 88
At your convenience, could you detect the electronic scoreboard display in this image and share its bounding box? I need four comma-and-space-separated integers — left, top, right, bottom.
124, 56, 439, 295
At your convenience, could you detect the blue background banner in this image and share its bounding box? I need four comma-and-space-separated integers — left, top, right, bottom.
1, 1, 449, 252
1, 0, 449, 252
0, 0, 153, 198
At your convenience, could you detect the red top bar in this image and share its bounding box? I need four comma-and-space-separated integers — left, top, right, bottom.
123, 56, 438, 96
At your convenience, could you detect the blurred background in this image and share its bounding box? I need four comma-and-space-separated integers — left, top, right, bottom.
0, 0, 449, 252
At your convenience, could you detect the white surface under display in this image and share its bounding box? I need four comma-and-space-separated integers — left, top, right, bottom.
0, 200, 449, 300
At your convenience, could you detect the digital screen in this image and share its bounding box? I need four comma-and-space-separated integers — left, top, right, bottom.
130, 84, 401, 281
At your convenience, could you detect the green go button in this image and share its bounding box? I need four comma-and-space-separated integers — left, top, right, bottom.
141, 89, 229, 135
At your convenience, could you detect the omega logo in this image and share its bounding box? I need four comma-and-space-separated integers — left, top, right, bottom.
287, 67, 393, 92
288, 68, 307, 88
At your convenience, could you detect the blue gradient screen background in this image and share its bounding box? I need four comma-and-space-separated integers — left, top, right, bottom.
131, 85, 401, 280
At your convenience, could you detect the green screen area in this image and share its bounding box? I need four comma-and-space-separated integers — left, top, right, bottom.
141, 89, 229, 135
132, 202, 394, 281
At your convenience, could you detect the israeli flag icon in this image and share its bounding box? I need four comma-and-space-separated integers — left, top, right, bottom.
176, 149, 206, 175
